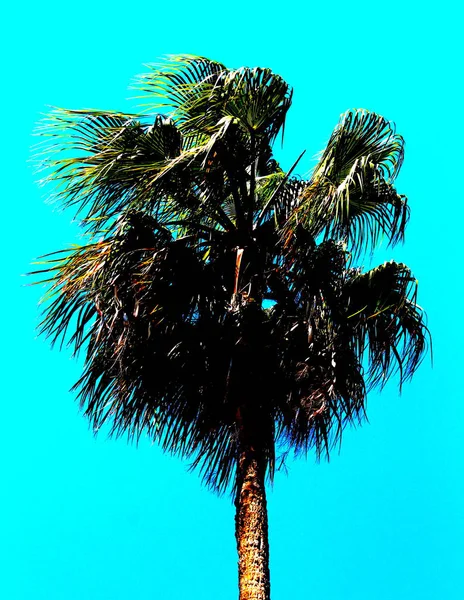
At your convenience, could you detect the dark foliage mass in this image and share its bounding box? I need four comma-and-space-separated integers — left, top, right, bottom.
33, 56, 429, 493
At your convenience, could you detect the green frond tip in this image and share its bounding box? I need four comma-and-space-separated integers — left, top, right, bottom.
135, 55, 227, 114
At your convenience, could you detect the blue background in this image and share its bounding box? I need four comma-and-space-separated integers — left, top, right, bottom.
2, 1, 463, 598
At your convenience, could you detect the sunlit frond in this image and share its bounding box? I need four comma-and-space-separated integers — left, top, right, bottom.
136, 54, 227, 119
138, 56, 292, 146
35, 109, 183, 230
288, 110, 408, 254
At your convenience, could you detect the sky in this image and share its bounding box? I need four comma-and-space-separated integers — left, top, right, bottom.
2, 1, 463, 598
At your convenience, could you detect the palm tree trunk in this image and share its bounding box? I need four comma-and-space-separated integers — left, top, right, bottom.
235, 448, 270, 600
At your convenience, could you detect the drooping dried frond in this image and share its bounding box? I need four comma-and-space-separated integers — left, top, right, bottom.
268, 234, 366, 456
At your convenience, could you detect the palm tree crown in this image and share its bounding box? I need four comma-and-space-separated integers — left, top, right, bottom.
34, 55, 429, 498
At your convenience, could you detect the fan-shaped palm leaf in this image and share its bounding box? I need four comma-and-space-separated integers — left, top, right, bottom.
289, 110, 408, 254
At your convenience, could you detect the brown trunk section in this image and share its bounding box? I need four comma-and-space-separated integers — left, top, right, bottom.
235, 450, 270, 600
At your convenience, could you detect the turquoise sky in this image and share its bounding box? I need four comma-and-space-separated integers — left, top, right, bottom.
2, 1, 463, 598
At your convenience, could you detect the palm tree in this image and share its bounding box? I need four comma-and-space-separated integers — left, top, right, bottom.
33, 55, 429, 600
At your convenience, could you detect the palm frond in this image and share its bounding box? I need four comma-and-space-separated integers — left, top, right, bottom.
218, 67, 292, 142
35, 109, 183, 231
343, 261, 430, 388
138, 57, 292, 144
287, 110, 408, 254
136, 54, 227, 118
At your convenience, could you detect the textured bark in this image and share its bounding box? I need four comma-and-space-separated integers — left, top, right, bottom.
235, 450, 270, 600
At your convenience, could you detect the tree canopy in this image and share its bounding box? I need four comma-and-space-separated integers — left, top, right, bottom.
33, 55, 430, 495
